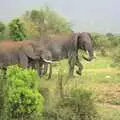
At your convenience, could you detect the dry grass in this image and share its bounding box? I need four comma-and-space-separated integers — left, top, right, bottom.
40, 56, 120, 120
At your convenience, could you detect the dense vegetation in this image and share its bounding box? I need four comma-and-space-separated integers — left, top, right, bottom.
9, 18, 26, 41
0, 5, 120, 120
0, 65, 44, 120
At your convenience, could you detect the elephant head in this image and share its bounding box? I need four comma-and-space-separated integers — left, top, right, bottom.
34, 47, 53, 64
75, 32, 94, 61
33, 47, 53, 77
22, 45, 53, 66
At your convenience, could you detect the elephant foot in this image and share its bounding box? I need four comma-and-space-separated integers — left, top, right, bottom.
68, 74, 76, 80
76, 70, 82, 76
47, 75, 51, 80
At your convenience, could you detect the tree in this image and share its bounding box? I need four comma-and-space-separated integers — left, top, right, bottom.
22, 6, 72, 38
0, 22, 6, 40
9, 18, 26, 41
91, 32, 112, 56
0, 22, 5, 33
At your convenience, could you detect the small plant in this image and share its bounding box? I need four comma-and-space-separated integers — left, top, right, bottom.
110, 98, 120, 105
43, 88, 99, 120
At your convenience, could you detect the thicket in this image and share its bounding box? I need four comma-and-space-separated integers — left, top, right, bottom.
0, 65, 44, 120
43, 88, 99, 120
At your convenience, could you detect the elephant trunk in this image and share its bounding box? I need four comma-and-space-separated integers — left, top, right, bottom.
82, 44, 94, 61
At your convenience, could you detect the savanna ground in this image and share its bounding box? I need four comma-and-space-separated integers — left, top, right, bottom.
40, 53, 120, 120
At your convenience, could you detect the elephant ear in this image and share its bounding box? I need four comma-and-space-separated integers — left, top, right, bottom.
72, 33, 79, 51
21, 45, 39, 60
74, 32, 86, 51
86, 32, 92, 40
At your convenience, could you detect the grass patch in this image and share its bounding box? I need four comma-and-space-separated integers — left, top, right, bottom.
40, 55, 120, 120
97, 104, 120, 120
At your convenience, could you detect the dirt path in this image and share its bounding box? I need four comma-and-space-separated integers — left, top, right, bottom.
86, 68, 120, 110
97, 103, 120, 110
85, 68, 120, 74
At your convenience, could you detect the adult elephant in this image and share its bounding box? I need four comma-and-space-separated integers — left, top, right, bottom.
38, 32, 94, 78
0, 40, 52, 75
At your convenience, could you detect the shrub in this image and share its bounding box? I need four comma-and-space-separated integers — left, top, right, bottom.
0, 21, 5, 33
44, 88, 99, 120
7, 65, 39, 89
0, 21, 6, 40
9, 88, 44, 118
0, 70, 9, 120
111, 45, 120, 68
7, 65, 44, 119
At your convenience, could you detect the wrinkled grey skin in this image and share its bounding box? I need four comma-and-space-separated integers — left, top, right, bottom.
0, 32, 94, 79
30, 47, 53, 78
0, 40, 52, 75
38, 32, 94, 78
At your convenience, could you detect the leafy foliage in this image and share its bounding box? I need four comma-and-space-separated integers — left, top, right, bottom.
7, 65, 44, 119
0, 70, 9, 120
8, 18, 26, 41
0, 21, 6, 40
92, 33, 110, 49
111, 45, 120, 68
22, 6, 72, 38
91, 32, 120, 56
44, 88, 99, 120
0, 21, 5, 33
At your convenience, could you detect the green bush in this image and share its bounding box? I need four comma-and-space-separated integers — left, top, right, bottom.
91, 32, 120, 57
0, 70, 9, 120
7, 65, 39, 89
9, 88, 44, 118
7, 65, 44, 119
111, 45, 120, 68
0, 21, 6, 40
0, 21, 5, 33
8, 18, 26, 41
44, 88, 99, 120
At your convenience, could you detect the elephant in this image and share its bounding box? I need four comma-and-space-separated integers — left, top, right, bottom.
0, 40, 53, 75
30, 47, 53, 78
36, 32, 94, 78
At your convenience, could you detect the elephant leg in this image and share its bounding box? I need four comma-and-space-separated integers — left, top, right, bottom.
68, 53, 76, 78
34, 61, 43, 77
68, 61, 75, 78
43, 63, 48, 75
19, 52, 29, 68
28, 59, 36, 69
75, 56, 83, 75
76, 62, 83, 75
48, 64, 52, 79
28, 59, 43, 77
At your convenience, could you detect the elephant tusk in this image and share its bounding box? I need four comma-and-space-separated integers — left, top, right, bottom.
82, 55, 92, 61
43, 59, 53, 64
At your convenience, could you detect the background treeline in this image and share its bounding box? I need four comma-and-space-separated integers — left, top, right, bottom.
0, 6, 72, 41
